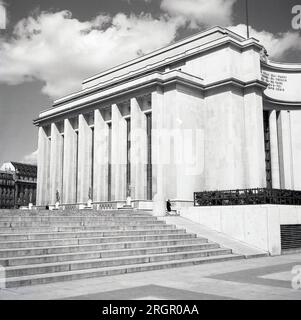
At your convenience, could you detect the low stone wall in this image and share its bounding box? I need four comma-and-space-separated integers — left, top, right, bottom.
93, 201, 126, 210
131, 200, 194, 212
180, 205, 301, 255
132, 200, 153, 210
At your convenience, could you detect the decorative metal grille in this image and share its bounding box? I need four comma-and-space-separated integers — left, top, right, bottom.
281, 225, 301, 250
194, 188, 301, 206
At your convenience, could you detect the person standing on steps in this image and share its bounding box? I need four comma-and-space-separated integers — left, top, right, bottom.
166, 199, 171, 215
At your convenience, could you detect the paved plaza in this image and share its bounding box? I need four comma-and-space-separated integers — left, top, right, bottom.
1, 253, 301, 300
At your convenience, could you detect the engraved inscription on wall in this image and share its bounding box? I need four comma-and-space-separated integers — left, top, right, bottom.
261, 71, 288, 92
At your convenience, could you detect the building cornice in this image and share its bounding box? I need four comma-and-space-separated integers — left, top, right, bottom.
34, 70, 204, 125
263, 94, 301, 108
205, 78, 267, 93
33, 72, 267, 126
262, 60, 301, 73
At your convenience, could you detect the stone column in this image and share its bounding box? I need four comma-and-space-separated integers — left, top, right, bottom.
277, 110, 294, 189
49, 122, 64, 204
111, 104, 127, 200
19, 185, 23, 206
77, 114, 92, 203
269, 110, 280, 188
14, 184, 18, 208
130, 97, 147, 200
93, 109, 109, 201
151, 88, 166, 215
63, 119, 77, 204
243, 89, 266, 188
36, 126, 51, 206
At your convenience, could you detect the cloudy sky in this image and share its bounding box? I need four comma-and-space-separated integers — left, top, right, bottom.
0, 0, 300, 165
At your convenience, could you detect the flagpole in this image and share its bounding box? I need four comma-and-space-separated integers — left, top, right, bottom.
246, 0, 250, 38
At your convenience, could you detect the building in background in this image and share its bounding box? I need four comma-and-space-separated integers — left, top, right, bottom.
0, 170, 15, 209
0, 162, 37, 208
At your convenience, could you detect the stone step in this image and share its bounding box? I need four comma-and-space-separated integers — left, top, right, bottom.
0, 212, 153, 219
0, 233, 197, 249
0, 216, 157, 223
0, 210, 146, 216
0, 228, 186, 241
0, 209, 241, 288
4, 254, 243, 287
4, 248, 233, 278
0, 238, 208, 258
0, 224, 175, 234
0, 215, 154, 221
0, 209, 146, 212
0, 242, 221, 266
0, 220, 166, 228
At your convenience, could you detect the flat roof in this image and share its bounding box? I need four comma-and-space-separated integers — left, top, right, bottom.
82, 26, 247, 86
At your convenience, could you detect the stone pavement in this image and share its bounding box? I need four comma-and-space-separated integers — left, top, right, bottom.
0, 253, 301, 300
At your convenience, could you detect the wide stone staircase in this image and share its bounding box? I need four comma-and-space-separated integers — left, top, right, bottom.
0, 209, 243, 287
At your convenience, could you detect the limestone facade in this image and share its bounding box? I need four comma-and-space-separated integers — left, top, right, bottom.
33, 27, 301, 208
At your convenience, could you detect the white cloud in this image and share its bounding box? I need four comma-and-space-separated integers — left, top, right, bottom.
22, 150, 38, 165
161, 0, 237, 28
0, 11, 181, 98
1, 5, 301, 100
229, 24, 301, 59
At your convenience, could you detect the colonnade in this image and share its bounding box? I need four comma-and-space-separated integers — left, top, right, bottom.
36, 95, 153, 206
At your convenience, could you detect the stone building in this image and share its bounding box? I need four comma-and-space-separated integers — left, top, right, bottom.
0, 162, 37, 208
33, 26, 301, 210
0, 170, 15, 209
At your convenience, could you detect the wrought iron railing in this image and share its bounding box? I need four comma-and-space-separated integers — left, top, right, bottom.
194, 188, 301, 206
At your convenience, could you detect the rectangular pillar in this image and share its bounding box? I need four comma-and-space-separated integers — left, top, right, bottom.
269, 110, 280, 188
111, 104, 127, 200
93, 109, 109, 201
49, 122, 64, 204
63, 119, 77, 204
151, 87, 166, 201
130, 98, 147, 200
243, 90, 266, 188
36, 126, 50, 206
277, 110, 294, 189
77, 114, 92, 203
290, 110, 301, 190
